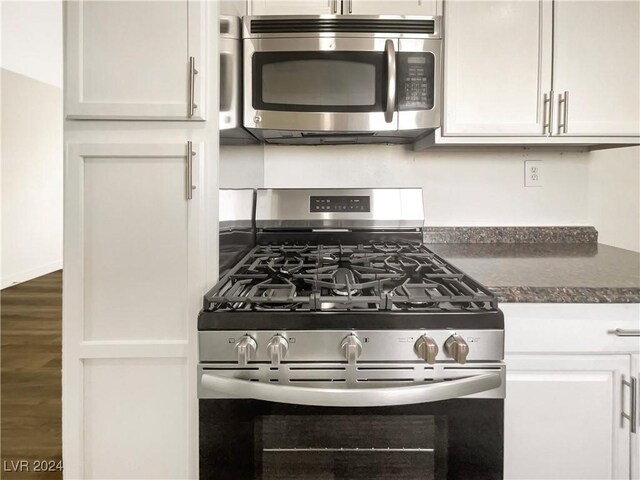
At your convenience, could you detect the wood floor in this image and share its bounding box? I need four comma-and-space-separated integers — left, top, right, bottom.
1, 271, 62, 479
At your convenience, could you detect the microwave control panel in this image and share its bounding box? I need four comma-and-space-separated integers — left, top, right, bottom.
310, 196, 371, 213
397, 52, 435, 111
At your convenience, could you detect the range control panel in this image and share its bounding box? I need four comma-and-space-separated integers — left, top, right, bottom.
397, 52, 435, 111
310, 195, 371, 213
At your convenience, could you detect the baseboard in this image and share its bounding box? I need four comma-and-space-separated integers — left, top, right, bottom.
1, 261, 63, 289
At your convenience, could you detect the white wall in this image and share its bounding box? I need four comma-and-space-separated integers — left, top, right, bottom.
588, 146, 640, 252
263, 145, 591, 226
1, 1, 63, 288
220, 145, 264, 188
1, 0, 63, 88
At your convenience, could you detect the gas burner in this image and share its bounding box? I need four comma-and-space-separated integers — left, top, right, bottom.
331, 267, 359, 296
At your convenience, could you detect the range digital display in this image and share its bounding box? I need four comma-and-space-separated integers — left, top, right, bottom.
310, 196, 370, 213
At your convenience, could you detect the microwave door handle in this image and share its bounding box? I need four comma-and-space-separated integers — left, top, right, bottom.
384, 39, 396, 123
201, 372, 501, 407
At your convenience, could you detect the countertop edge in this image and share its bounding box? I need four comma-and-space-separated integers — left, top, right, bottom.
491, 286, 640, 304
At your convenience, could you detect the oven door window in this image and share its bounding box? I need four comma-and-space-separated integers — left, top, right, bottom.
200, 399, 503, 480
252, 52, 385, 112
258, 414, 446, 480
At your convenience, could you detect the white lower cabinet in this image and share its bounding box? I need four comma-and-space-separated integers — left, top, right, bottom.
503, 304, 640, 480
63, 143, 202, 478
504, 354, 631, 480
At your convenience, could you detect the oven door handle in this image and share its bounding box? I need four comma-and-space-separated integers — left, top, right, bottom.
200, 372, 501, 407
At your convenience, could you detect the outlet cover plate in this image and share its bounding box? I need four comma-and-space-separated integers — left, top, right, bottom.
525, 160, 543, 187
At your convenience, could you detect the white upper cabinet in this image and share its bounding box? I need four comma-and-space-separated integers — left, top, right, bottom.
65, 0, 206, 120
347, 0, 438, 16
553, 0, 640, 136
249, 0, 438, 16
443, 0, 552, 135
250, 0, 336, 15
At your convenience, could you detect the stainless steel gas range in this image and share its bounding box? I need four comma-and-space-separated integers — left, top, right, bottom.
199, 188, 505, 480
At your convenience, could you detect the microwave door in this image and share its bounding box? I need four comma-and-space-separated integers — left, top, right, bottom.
397, 38, 441, 131
244, 37, 399, 133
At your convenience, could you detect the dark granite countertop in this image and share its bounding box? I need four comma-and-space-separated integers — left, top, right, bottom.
428, 243, 640, 303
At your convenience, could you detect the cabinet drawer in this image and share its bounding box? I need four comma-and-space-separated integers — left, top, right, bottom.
502, 304, 640, 354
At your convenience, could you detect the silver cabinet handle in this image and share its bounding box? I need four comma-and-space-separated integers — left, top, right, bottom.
613, 328, 640, 337
542, 92, 551, 135
186, 141, 195, 200
189, 56, 198, 117
348, 0, 353, 13
557, 90, 568, 134
622, 376, 637, 434
332, 0, 338, 13
201, 372, 501, 407
384, 39, 396, 124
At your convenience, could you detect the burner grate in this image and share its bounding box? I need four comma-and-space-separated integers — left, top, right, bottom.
205, 242, 498, 312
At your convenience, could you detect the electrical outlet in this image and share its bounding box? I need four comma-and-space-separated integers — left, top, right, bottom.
525, 160, 543, 187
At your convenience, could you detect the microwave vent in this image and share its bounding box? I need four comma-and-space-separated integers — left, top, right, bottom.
250, 18, 436, 35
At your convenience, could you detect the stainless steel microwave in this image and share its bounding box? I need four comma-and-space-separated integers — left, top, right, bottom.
242, 16, 442, 145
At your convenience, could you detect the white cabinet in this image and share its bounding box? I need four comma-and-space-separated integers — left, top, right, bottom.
65, 0, 206, 120
502, 304, 640, 480
63, 143, 203, 478
553, 0, 640, 136
442, 0, 639, 141
504, 354, 631, 479
250, 0, 335, 15
249, 0, 438, 15
443, 0, 552, 135
348, 0, 438, 16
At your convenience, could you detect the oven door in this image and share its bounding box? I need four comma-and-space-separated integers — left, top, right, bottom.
200, 399, 502, 480
199, 370, 504, 479
244, 37, 399, 133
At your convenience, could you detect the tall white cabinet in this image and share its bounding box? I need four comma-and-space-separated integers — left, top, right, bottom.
65, 0, 206, 120
63, 143, 206, 478
63, 1, 219, 478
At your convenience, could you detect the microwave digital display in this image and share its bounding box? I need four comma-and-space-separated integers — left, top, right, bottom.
310, 196, 371, 213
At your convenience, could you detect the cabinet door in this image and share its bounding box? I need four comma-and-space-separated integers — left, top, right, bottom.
504, 354, 631, 480
65, 0, 206, 120
63, 143, 202, 478
348, 0, 438, 16
250, 0, 335, 15
553, 0, 639, 136
443, 0, 552, 135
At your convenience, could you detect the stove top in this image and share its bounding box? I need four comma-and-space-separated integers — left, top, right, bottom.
204, 241, 497, 313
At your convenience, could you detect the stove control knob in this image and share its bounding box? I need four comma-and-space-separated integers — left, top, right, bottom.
415, 334, 439, 364
341, 334, 363, 365
234, 335, 257, 366
445, 334, 469, 364
267, 335, 289, 366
